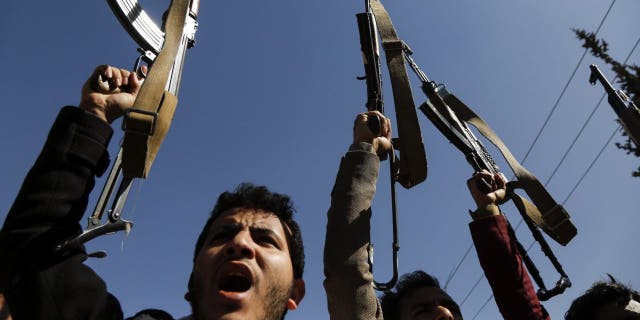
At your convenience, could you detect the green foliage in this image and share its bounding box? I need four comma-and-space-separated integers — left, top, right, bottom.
573, 28, 640, 177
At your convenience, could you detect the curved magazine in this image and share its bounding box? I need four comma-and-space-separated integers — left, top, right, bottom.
107, 0, 164, 54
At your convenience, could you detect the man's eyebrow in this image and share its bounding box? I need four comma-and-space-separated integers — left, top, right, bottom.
250, 226, 284, 241
210, 223, 241, 232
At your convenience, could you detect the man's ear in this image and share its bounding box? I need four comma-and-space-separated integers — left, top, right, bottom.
286, 279, 306, 310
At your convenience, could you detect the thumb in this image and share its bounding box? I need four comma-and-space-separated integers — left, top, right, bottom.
128, 69, 145, 96
374, 136, 392, 155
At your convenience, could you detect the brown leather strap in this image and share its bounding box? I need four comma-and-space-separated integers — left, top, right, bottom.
122, 0, 190, 178
369, 0, 427, 188
443, 93, 577, 245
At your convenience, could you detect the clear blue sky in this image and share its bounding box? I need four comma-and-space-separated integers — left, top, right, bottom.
1, 0, 639, 319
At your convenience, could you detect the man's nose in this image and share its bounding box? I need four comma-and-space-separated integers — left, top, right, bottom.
432, 306, 454, 320
224, 231, 256, 259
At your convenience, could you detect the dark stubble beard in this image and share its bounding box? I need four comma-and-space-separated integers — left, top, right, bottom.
190, 282, 293, 320
263, 283, 293, 320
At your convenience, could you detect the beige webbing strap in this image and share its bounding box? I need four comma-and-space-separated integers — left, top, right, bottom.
370, 0, 427, 188
444, 94, 578, 246
122, 0, 190, 179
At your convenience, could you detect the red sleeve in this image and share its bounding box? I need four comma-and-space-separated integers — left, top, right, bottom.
469, 215, 550, 320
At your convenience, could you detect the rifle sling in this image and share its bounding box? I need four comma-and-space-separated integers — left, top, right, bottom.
369, 0, 427, 188
443, 94, 577, 246
122, 0, 190, 179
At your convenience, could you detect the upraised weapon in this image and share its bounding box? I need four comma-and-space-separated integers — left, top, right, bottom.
405, 51, 574, 300
589, 64, 640, 148
57, 0, 199, 254
357, 0, 577, 299
356, 0, 428, 291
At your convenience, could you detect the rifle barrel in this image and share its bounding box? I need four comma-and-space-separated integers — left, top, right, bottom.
357, 12, 383, 113
589, 64, 615, 95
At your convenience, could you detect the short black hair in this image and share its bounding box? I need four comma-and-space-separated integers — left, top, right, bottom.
193, 183, 305, 279
565, 275, 640, 320
380, 271, 463, 320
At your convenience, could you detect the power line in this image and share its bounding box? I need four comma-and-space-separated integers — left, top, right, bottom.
462, 8, 640, 320
444, 244, 473, 290
518, 0, 616, 165
562, 126, 621, 204
443, 0, 617, 296
467, 127, 620, 319
507, 28, 638, 247
471, 294, 495, 320
451, 2, 638, 317
470, 47, 638, 316
544, 95, 605, 185
544, 34, 640, 185
460, 274, 485, 306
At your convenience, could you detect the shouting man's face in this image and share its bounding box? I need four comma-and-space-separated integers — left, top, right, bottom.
188, 207, 305, 320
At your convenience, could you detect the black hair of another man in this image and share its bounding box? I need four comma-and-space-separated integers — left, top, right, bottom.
565, 275, 640, 320
380, 270, 463, 320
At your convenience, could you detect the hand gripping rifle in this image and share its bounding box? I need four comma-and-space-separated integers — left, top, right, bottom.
57, 0, 199, 255
403, 52, 575, 300
589, 64, 640, 148
356, 0, 428, 291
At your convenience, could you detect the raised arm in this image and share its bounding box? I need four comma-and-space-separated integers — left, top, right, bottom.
323, 111, 391, 320
0, 65, 141, 320
467, 171, 550, 320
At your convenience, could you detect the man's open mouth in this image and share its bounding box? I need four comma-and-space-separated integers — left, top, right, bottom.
219, 274, 252, 292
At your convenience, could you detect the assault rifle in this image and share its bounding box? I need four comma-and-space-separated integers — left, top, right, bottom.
589, 64, 640, 148
404, 52, 574, 300
356, 0, 427, 291
355, 0, 577, 299
57, 0, 199, 255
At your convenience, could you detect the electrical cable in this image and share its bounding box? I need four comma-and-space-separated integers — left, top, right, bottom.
444, 243, 473, 290
518, 0, 616, 165
562, 126, 621, 205
469, 51, 637, 314
468, 125, 619, 317
470, 294, 495, 320
454, 4, 639, 317
544, 35, 640, 185
443, 0, 617, 297
460, 274, 485, 306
